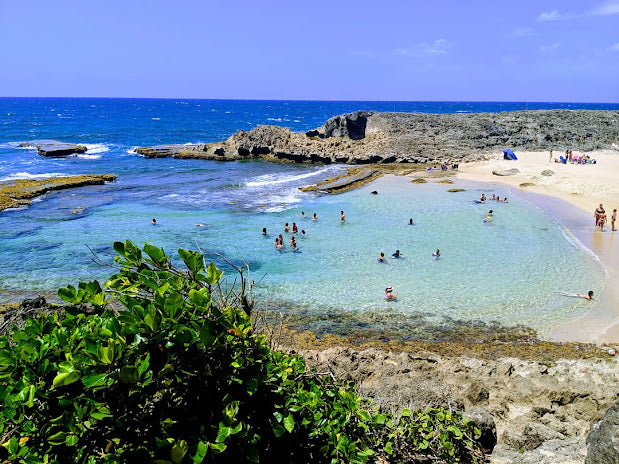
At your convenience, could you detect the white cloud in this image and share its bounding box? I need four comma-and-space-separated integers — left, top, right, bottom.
611, 42, 619, 51
539, 43, 560, 54
394, 39, 449, 58
537, 2, 619, 22
589, 1, 619, 16
537, 10, 560, 22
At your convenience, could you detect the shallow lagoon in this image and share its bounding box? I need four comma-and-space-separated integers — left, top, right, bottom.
0, 163, 605, 337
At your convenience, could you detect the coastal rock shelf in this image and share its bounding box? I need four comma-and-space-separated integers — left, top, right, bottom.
134, 109, 619, 165
19, 140, 88, 157
0, 174, 117, 212
300, 168, 380, 193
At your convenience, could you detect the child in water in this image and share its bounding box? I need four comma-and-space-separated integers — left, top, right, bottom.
378, 252, 385, 262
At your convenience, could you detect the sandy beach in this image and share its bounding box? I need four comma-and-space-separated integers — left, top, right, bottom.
457, 150, 619, 344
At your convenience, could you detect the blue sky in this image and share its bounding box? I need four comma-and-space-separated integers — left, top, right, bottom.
0, 0, 617, 101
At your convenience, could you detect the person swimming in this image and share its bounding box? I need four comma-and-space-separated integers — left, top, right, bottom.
301, 211, 306, 218
408, 218, 413, 225
503, 197, 508, 203
488, 210, 493, 216
385, 286, 398, 301
371, 190, 378, 195
378, 252, 385, 262
151, 218, 157, 225
480, 194, 486, 203
301, 229, 306, 236
262, 227, 267, 235
560, 290, 594, 300
392, 250, 401, 258
432, 249, 440, 259
312, 213, 318, 220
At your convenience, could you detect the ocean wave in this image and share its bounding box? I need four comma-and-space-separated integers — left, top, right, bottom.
75, 154, 102, 160
267, 117, 283, 122
0, 172, 65, 181
82, 143, 110, 154
151, 117, 161, 120
245, 166, 339, 187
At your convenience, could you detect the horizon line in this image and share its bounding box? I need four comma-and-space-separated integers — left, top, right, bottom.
0, 96, 618, 105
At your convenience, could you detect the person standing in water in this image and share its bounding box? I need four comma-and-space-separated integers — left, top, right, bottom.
262, 227, 267, 235
292, 222, 298, 233
340, 210, 346, 222
312, 213, 318, 221
432, 249, 440, 259
378, 252, 385, 263
408, 218, 413, 225
385, 286, 398, 301
151, 218, 157, 225
594, 204, 605, 227
611, 209, 617, 231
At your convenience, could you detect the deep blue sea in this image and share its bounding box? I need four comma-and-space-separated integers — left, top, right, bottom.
0, 98, 614, 335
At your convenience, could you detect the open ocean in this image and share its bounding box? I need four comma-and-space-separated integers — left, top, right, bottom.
0, 98, 615, 336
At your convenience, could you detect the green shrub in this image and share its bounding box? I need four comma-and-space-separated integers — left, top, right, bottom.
0, 240, 485, 463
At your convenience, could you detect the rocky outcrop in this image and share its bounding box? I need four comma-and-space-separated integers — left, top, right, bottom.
299, 347, 619, 464
20, 140, 87, 157
0, 174, 117, 212
133, 109, 619, 166
585, 401, 619, 464
300, 169, 380, 193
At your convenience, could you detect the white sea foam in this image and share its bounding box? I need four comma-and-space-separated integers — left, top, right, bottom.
75, 154, 102, 160
0, 172, 65, 181
82, 143, 110, 154
267, 117, 283, 122
151, 117, 161, 120
126, 147, 138, 155
245, 166, 338, 187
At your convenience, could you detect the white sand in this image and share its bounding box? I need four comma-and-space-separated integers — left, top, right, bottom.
457, 150, 619, 344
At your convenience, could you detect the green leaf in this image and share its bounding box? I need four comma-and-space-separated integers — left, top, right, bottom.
170, 440, 188, 464
216, 424, 231, 443
47, 431, 66, 446
7, 436, 18, 455
189, 288, 211, 308
192, 441, 207, 464
209, 442, 226, 454
144, 242, 166, 264
113, 241, 126, 256
144, 306, 161, 331
164, 292, 183, 318
58, 285, 78, 303
283, 414, 294, 433
65, 434, 79, 446
52, 371, 80, 388
82, 373, 108, 388
206, 262, 223, 285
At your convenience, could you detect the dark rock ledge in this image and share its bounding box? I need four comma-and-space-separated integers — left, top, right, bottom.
20, 140, 88, 157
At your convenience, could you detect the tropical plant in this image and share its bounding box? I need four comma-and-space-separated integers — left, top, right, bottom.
0, 240, 485, 463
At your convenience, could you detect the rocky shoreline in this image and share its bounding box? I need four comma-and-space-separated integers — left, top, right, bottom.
134, 110, 619, 166
0, 174, 117, 212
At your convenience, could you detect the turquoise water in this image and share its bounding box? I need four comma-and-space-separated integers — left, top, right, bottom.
0, 98, 611, 335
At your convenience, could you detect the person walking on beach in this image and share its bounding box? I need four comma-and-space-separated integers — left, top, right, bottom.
594, 204, 605, 227
549, 149, 553, 163
340, 210, 346, 222
612, 209, 617, 231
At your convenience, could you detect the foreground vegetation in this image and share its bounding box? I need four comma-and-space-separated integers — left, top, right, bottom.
0, 241, 485, 463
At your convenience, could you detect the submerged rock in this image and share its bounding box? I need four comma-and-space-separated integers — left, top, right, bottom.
492, 168, 520, 176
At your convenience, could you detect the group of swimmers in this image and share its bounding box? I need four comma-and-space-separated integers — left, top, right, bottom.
267, 210, 329, 252
479, 193, 508, 204
594, 204, 617, 232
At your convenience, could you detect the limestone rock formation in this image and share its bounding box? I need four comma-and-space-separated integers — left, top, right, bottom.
20, 140, 88, 157
585, 401, 619, 464
134, 110, 619, 166
492, 168, 520, 176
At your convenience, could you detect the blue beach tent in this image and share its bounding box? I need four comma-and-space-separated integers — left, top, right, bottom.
503, 149, 517, 160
